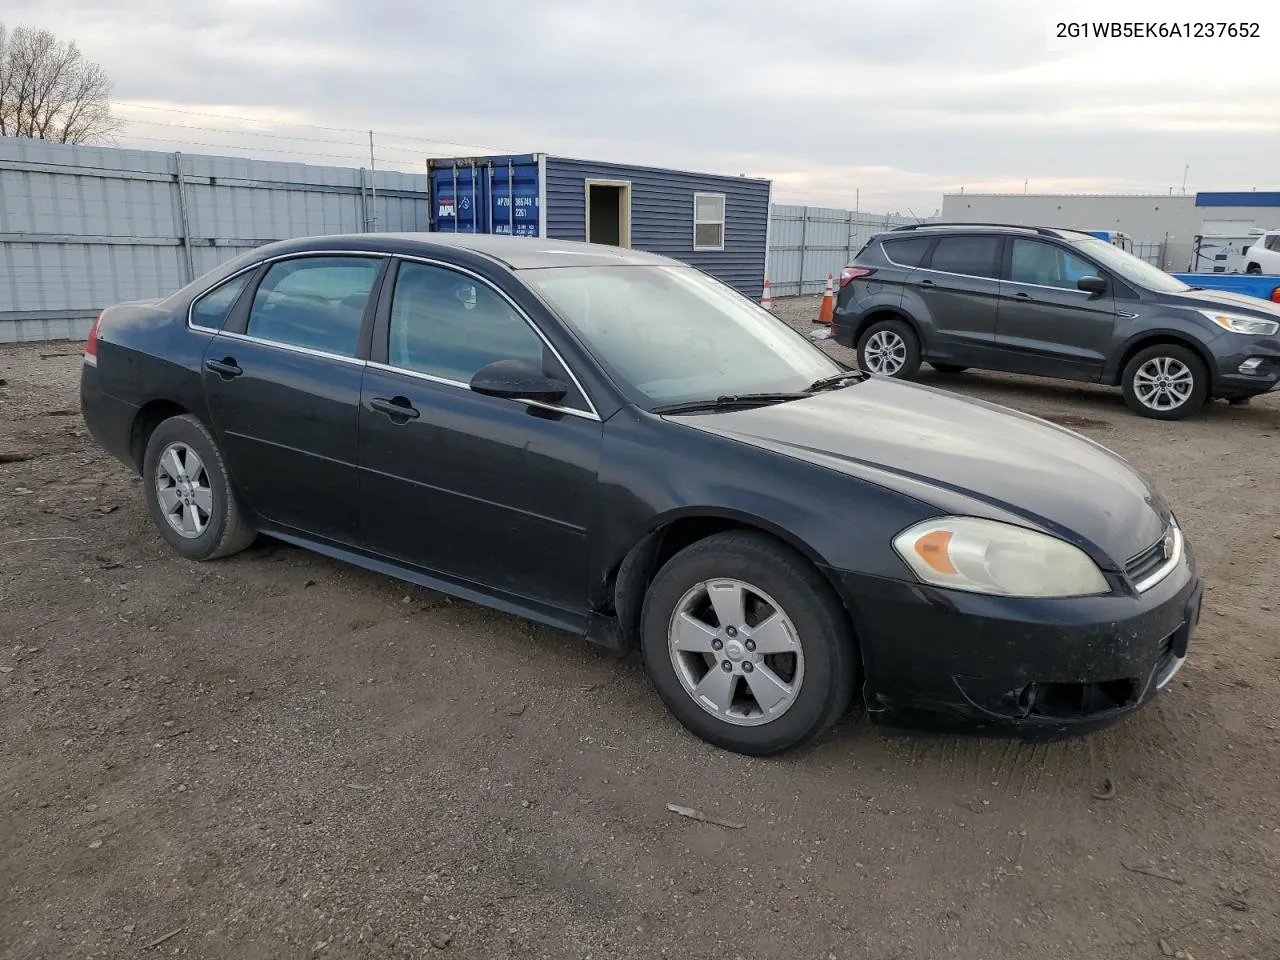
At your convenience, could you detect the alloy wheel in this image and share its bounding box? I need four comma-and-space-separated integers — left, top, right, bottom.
154, 442, 213, 538
667, 578, 805, 726
863, 330, 908, 375
1133, 357, 1195, 412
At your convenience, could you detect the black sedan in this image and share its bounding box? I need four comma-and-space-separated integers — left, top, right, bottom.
80, 233, 1203, 755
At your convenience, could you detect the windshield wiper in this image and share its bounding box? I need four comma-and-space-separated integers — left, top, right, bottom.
651, 392, 809, 415
805, 369, 867, 392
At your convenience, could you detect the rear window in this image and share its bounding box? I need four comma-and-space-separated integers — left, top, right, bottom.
881, 237, 932, 267
191, 272, 251, 330
928, 236, 1002, 278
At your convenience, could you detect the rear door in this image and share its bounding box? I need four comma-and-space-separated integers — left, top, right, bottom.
903, 234, 1004, 364
993, 238, 1117, 381
202, 254, 386, 544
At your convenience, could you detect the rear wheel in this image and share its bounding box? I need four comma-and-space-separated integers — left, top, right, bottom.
142, 414, 256, 560
857, 318, 921, 378
1121, 345, 1208, 420
640, 532, 858, 756
1245, 263, 1262, 275
929, 362, 968, 374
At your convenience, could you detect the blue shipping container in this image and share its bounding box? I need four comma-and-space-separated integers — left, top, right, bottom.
427, 153, 771, 299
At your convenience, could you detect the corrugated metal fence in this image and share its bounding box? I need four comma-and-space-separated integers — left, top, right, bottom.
767, 205, 917, 296
0, 138, 429, 342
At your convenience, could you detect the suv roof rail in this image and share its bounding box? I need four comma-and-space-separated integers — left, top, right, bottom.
887, 222, 1062, 238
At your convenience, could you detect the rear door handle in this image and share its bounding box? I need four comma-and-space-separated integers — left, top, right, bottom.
205, 358, 242, 378
370, 396, 420, 421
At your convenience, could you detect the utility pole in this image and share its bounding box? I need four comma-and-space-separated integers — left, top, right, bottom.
369, 130, 378, 232
1180, 164, 1189, 195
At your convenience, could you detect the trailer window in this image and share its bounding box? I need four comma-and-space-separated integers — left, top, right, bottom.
693, 193, 726, 251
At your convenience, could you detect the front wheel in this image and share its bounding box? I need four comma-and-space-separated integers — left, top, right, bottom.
640, 532, 858, 756
1121, 345, 1208, 420
857, 318, 921, 378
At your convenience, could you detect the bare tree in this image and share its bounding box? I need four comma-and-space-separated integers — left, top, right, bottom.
0, 23, 120, 144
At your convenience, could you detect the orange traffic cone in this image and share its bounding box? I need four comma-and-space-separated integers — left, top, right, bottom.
817, 274, 835, 324
760, 279, 773, 311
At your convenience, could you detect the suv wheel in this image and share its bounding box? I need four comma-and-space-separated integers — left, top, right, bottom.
857, 319, 921, 378
1245, 263, 1261, 275
640, 532, 858, 756
1121, 345, 1208, 420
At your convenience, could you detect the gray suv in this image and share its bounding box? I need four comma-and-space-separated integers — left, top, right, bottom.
833, 223, 1280, 419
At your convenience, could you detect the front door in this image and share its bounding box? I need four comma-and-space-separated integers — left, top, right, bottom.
994, 238, 1117, 381
357, 259, 602, 620
202, 254, 385, 544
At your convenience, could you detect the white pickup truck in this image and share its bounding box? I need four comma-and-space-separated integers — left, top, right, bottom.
1244, 231, 1280, 274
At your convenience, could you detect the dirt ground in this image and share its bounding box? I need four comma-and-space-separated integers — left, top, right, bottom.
2, 303, 1278, 960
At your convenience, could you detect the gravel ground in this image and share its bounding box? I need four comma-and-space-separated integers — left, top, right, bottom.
2, 314, 1279, 960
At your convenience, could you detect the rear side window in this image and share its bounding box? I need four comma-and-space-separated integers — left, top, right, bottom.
245, 257, 380, 357
928, 236, 1002, 278
881, 237, 932, 267
1267, 235, 1280, 252
191, 272, 251, 330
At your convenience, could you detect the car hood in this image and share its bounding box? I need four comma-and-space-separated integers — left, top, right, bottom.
1165, 287, 1280, 317
666, 378, 1170, 568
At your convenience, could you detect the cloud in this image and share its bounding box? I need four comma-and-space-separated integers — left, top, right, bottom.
4, 0, 1279, 210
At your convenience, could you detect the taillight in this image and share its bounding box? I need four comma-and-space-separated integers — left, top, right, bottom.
840, 266, 875, 288
84, 311, 102, 365
1271, 286, 1280, 304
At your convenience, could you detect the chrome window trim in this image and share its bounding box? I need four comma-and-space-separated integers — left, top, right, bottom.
186, 263, 262, 333
1132, 523, 1184, 594
365, 361, 600, 422
883, 235, 1107, 290
215, 329, 367, 366
999, 278, 1101, 295
387, 253, 602, 421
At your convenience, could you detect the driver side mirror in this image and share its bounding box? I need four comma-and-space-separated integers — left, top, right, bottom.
1077, 275, 1108, 295
469, 358, 568, 404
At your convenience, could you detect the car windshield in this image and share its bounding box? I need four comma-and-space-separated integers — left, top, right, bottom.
523, 265, 842, 406
1070, 237, 1191, 294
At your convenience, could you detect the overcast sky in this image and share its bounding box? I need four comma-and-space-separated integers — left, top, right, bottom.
6, 0, 1279, 213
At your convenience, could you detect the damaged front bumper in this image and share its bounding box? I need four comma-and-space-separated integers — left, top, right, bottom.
830, 542, 1202, 739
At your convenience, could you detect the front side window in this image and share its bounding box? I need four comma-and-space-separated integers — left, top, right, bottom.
524, 265, 841, 406
388, 261, 556, 388
928, 236, 1002, 278
1009, 239, 1098, 290
693, 193, 726, 251
191, 272, 251, 330
245, 257, 380, 357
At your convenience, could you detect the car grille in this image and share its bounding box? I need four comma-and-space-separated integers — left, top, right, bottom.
1125, 538, 1168, 585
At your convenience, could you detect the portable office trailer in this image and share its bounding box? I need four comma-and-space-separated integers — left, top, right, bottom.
427, 154, 771, 299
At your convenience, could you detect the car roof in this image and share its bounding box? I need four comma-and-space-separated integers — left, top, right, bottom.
248, 232, 678, 270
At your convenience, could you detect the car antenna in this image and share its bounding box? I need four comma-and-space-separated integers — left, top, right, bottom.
907, 208, 924, 224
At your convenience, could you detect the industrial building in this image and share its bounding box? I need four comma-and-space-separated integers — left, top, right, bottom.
939, 191, 1280, 273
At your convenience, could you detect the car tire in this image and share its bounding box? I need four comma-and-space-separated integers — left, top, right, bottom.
142, 414, 257, 561
640, 531, 859, 756
1245, 263, 1261, 275
1121, 344, 1209, 420
929, 362, 968, 374
857, 318, 921, 378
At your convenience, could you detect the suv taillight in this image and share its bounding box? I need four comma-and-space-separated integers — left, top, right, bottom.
840, 266, 875, 288
84, 311, 103, 365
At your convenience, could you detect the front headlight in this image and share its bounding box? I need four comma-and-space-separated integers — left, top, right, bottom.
892, 517, 1109, 598
1198, 310, 1279, 336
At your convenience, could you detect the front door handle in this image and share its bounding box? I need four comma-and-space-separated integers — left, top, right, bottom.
919, 279, 936, 287
1013, 291, 1032, 300
205, 357, 242, 378
370, 396, 420, 421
